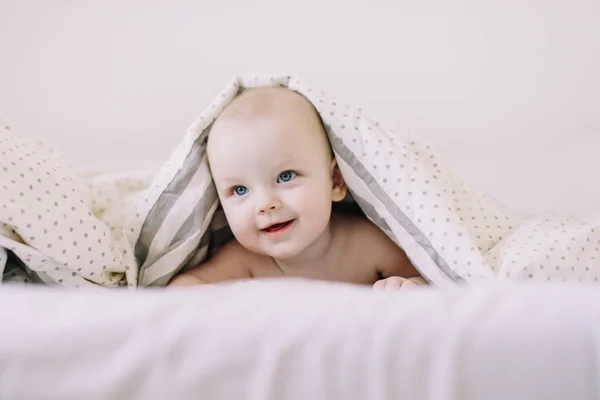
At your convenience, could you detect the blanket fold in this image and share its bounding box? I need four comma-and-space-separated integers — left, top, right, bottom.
1, 75, 598, 287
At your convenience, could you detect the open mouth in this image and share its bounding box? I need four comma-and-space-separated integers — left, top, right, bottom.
262, 220, 294, 233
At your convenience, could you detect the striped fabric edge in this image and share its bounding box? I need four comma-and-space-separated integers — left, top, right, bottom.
323, 125, 463, 284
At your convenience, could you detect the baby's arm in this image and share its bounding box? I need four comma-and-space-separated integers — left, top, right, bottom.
167, 239, 252, 286
367, 224, 426, 290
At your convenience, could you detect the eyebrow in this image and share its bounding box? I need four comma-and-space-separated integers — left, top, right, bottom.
273, 157, 296, 170
214, 158, 299, 184
217, 176, 242, 185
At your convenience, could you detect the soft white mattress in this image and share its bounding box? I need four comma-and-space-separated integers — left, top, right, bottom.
1, 280, 598, 400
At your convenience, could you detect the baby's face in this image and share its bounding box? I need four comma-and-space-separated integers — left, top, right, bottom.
207, 103, 343, 260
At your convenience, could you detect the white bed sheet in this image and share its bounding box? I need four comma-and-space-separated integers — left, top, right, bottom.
0, 280, 598, 400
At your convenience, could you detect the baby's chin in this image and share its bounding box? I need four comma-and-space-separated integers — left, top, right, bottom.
248, 240, 308, 260
259, 244, 306, 260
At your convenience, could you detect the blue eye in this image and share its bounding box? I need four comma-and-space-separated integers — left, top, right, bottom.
277, 171, 296, 183
233, 186, 248, 196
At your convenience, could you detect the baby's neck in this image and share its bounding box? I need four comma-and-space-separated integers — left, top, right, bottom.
272, 219, 340, 274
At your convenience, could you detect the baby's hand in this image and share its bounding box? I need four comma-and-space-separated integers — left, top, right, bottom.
373, 276, 424, 291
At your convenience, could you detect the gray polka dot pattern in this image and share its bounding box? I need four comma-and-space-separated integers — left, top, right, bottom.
0, 126, 138, 287
3, 76, 600, 287
486, 214, 600, 282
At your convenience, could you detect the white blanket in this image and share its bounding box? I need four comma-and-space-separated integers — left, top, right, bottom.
1, 75, 599, 287
0, 280, 598, 399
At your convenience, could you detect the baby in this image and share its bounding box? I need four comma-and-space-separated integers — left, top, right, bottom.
168, 87, 425, 290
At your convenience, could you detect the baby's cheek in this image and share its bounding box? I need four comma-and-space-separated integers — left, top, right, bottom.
300, 196, 332, 227
222, 206, 250, 234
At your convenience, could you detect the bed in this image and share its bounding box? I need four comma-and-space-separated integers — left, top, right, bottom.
2, 73, 600, 398
1, 280, 599, 399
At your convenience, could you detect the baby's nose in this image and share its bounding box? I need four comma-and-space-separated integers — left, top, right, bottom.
257, 197, 281, 214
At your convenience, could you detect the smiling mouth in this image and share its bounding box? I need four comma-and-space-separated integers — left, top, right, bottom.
262, 220, 294, 233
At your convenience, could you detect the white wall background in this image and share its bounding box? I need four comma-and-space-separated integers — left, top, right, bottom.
1, 0, 599, 215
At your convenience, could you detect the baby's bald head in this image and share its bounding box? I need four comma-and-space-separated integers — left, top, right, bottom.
217, 87, 319, 126
207, 87, 332, 160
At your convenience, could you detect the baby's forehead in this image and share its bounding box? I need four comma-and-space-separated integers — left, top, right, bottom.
208, 139, 315, 183
209, 113, 326, 146
207, 87, 331, 158
209, 124, 321, 159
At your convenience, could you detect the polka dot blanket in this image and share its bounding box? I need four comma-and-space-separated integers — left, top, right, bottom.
2, 74, 600, 288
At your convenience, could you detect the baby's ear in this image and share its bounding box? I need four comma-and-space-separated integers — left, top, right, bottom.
330, 158, 347, 202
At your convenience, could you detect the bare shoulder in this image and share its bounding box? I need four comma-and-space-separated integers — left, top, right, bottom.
174, 239, 256, 284
334, 212, 420, 279
332, 212, 391, 253
212, 238, 254, 260
333, 212, 391, 245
